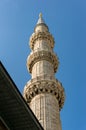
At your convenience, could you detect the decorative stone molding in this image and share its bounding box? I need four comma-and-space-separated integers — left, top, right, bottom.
26, 75, 56, 85
27, 50, 59, 73
30, 31, 54, 49
23, 78, 65, 110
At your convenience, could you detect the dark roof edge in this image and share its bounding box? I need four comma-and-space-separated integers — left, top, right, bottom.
0, 61, 44, 130
0, 117, 10, 130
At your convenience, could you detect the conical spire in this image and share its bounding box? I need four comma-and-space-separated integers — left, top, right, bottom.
37, 13, 45, 24
34, 13, 49, 31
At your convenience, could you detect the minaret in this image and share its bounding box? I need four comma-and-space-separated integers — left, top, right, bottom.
23, 13, 65, 130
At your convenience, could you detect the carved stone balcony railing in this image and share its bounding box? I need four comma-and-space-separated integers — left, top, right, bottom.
27, 50, 59, 73
23, 78, 65, 111
30, 31, 54, 49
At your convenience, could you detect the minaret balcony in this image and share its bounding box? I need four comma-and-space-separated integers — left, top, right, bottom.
23, 78, 65, 111
29, 31, 54, 50
27, 50, 59, 73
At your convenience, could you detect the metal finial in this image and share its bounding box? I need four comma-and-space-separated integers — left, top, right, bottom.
39, 13, 42, 18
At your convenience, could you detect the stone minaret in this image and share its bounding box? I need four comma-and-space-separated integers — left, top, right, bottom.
23, 13, 65, 130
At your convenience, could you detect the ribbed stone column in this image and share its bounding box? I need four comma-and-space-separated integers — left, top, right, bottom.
30, 94, 62, 130
23, 13, 65, 130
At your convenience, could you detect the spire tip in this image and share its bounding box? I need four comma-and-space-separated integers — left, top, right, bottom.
39, 13, 42, 18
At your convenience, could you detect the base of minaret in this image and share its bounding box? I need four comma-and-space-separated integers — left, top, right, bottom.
30, 93, 62, 130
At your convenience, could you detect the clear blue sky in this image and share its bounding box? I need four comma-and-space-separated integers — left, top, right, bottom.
0, 0, 86, 130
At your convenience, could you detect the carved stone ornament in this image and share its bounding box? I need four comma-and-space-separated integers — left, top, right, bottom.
23, 77, 65, 110
30, 31, 54, 49
27, 50, 59, 73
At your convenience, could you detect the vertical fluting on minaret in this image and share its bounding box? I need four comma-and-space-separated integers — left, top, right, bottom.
23, 13, 65, 130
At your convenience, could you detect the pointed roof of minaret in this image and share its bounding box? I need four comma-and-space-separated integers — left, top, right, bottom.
34, 13, 49, 31
37, 13, 45, 24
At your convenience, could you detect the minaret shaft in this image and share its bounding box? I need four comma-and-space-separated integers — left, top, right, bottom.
32, 60, 54, 79
31, 38, 54, 79
30, 94, 62, 130
23, 14, 65, 130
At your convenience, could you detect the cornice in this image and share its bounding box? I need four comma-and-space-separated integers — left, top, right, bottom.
27, 50, 59, 73
29, 31, 54, 49
23, 78, 65, 110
